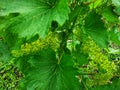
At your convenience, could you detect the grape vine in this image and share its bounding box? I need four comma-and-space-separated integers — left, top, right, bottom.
0, 0, 120, 90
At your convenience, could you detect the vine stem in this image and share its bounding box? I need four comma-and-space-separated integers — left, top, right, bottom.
57, 1, 83, 64
57, 53, 63, 64
76, 75, 88, 90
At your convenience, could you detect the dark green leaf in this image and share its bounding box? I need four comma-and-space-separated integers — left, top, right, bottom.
84, 12, 108, 48
73, 45, 89, 66
19, 49, 82, 90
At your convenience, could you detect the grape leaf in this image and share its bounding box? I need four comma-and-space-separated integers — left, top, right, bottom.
18, 49, 82, 90
84, 12, 108, 48
0, 0, 70, 39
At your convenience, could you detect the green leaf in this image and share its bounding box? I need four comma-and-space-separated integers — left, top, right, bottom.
18, 49, 82, 90
109, 27, 120, 45
0, 41, 11, 62
112, 0, 120, 15
73, 45, 89, 66
0, 0, 70, 39
89, 0, 103, 9
112, 0, 120, 7
73, 52, 88, 66
0, 13, 20, 31
102, 7, 119, 23
114, 6, 120, 15
84, 12, 108, 48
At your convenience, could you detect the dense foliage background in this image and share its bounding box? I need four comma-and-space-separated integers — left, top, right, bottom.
0, 0, 120, 90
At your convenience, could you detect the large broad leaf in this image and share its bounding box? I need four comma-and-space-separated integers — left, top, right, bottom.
0, 0, 70, 39
84, 12, 108, 48
18, 49, 82, 90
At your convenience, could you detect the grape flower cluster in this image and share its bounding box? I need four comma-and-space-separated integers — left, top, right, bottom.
11, 32, 61, 57
0, 60, 22, 89
82, 38, 116, 86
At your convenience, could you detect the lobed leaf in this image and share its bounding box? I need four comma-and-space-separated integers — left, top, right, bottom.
18, 49, 82, 90
0, 0, 70, 39
84, 12, 108, 48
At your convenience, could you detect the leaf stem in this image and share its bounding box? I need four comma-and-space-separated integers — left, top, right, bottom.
57, 2, 82, 64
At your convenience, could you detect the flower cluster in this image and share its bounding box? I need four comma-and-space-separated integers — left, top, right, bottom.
12, 32, 61, 57
82, 38, 116, 86
0, 60, 22, 89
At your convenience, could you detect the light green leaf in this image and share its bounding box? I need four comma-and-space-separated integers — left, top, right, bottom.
19, 49, 82, 90
112, 0, 120, 7
84, 12, 108, 48
102, 7, 119, 23
0, 0, 70, 39
112, 0, 120, 15
109, 27, 120, 45
89, 0, 103, 9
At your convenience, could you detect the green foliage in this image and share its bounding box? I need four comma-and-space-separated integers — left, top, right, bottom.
84, 12, 108, 48
81, 38, 116, 86
112, 0, 120, 15
0, 0, 120, 90
0, 60, 22, 90
0, 0, 70, 39
109, 27, 120, 45
91, 78, 120, 90
0, 41, 11, 62
12, 32, 61, 57
18, 48, 82, 90
102, 7, 119, 23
